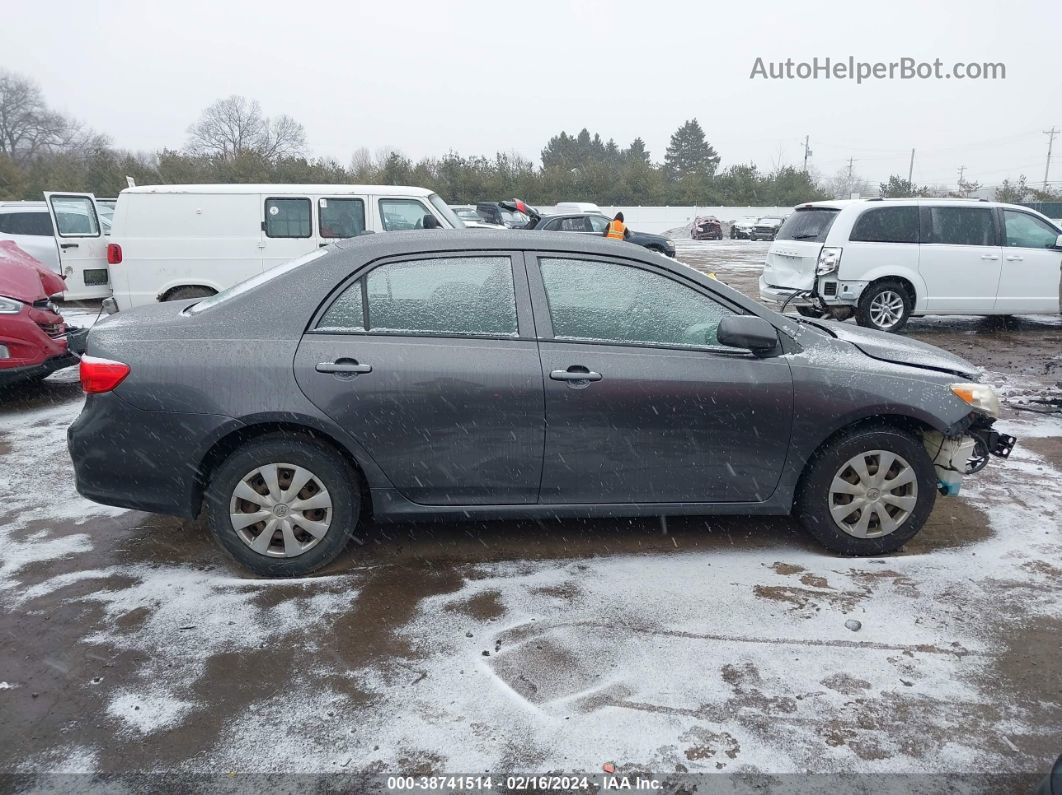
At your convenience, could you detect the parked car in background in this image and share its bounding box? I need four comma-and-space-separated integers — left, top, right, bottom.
692, 216, 723, 240
449, 205, 504, 229
750, 216, 785, 241
0, 196, 112, 300
69, 230, 1013, 576
0, 241, 86, 387
729, 217, 759, 239
104, 184, 464, 310
476, 202, 531, 228
553, 202, 603, 215
522, 211, 676, 257
759, 199, 1062, 332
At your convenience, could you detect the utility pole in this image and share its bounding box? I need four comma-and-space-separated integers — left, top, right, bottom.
907, 148, 916, 185
846, 157, 856, 197
802, 135, 812, 173
957, 165, 966, 183
1044, 127, 1059, 191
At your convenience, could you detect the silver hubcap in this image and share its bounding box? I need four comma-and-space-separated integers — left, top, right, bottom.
229, 463, 332, 558
828, 450, 918, 538
869, 290, 906, 329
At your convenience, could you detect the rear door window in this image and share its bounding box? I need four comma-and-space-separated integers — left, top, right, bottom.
265, 198, 311, 238
379, 198, 432, 231
776, 209, 838, 242
318, 256, 519, 337
318, 198, 365, 238
50, 195, 100, 237
927, 207, 997, 246
850, 206, 919, 243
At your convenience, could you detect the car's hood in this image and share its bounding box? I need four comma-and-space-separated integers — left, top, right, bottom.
806, 319, 978, 378
0, 241, 67, 302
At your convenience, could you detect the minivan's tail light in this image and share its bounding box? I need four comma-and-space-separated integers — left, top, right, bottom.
106, 243, 123, 264
80, 355, 130, 393
816, 246, 842, 276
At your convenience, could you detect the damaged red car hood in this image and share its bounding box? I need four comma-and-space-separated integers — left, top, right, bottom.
0, 240, 66, 302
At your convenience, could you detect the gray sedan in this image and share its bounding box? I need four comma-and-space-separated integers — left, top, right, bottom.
69, 231, 1013, 576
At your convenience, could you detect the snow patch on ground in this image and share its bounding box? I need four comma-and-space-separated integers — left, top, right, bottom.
107, 689, 196, 735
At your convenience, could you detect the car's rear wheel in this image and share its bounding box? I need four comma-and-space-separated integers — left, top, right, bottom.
796, 427, 937, 555
205, 435, 359, 576
856, 281, 912, 333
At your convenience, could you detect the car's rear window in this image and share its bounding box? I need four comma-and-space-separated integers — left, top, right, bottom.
776, 208, 839, 242
187, 249, 327, 315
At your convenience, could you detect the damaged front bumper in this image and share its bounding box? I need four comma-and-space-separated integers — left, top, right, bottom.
924, 418, 1016, 496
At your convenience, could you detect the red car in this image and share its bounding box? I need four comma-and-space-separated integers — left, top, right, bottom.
691, 215, 723, 240
0, 241, 86, 387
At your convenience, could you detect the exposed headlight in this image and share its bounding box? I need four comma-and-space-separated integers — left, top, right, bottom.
0, 296, 24, 314
950, 383, 1000, 418
816, 247, 842, 276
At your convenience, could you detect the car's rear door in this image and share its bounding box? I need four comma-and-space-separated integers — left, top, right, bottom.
527, 252, 793, 504
918, 205, 1002, 312
996, 209, 1062, 314
294, 251, 544, 505
43, 192, 111, 300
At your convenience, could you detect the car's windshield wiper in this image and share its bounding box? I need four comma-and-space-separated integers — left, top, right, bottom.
789, 234, 820, 240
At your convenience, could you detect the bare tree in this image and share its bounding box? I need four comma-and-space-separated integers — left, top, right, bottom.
186, 95, 305, 161
0, 70, 88, 162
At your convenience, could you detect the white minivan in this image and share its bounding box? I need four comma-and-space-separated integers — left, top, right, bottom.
0, 195, 113, 301
759, 198, 1062, 332
102, 184, 464, 310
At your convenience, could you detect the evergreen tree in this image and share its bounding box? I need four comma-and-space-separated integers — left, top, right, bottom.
664, 119, 719, 180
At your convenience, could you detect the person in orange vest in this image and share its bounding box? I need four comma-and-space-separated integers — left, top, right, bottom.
603, 212, 631, 241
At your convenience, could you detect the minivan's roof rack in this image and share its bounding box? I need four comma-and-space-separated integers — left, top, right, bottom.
866, 196, 991, 202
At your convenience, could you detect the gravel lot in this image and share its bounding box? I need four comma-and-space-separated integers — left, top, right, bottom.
1, 242, 1059, 791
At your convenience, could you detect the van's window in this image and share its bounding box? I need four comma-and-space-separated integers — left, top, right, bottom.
187, 249, 327, 315
540, 257, 736, 348
319, 198, 365, 238
850, 206, 919, 243
1003, 210, 1059, 249
379, 199, 433, 231
333, 256, 519, 336
776, 209, 838, 242
0, 211, 53, 236
264, 198, 311, 238
927, 207, 997, 246
49, 196, 100, 237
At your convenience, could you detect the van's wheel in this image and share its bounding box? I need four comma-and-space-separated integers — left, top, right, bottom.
795, 426, 937, 556
163, 286, 216, 302
205, 434, 360, 577
856, 281, 911, 332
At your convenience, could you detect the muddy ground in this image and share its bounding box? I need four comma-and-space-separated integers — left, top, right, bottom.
0, 243, 1059, 792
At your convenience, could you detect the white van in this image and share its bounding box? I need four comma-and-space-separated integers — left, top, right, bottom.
104, 184, 464, 310
0, 195, 113, 301
759, 198, 1062, 332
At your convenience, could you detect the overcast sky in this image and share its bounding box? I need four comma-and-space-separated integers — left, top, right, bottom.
4, 0, 1061, 191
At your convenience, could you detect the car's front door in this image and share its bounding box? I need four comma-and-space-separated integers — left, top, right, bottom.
528, 254, 793, 504
996, 209, 1062, 314
919, 205, 1003, 312
294, 252, 544, 505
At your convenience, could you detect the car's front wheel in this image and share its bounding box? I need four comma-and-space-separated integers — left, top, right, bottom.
795, 427, 937, 555
205, 434, 360, 576
857, 281, 912, 332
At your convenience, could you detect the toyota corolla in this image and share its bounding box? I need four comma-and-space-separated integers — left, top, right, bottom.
68, 231, 1014, 576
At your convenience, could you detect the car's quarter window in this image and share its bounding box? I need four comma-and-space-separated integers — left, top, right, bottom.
379, 198, 432, 231
317, 256, 518, 337
264, 197, 311, 238
0, 211, 54, 236
49, 196, 100, 237
318, 198, 365, 238
539, 257, 736, 348
586, 215, 610, 233
849, 206, 919, 243
1003, 211, 1059, 249
926, 206, 997, 246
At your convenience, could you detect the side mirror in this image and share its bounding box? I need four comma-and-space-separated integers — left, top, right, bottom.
422, 214, 442, 230
717, 315, 780, 356
1054, 233, 1062, 250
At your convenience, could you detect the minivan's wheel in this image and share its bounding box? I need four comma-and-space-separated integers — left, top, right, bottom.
796, 427, 937, 555
857, 281, 912, 332
205, 435, 359, 576
163, 286, 216, 302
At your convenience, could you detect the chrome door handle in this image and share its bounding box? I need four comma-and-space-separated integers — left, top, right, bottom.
550, 367, 602, 382
60, 243, 79, 249
316, 360, 372, 374
981, 254, 999, 260
1005, 255, 1023, 262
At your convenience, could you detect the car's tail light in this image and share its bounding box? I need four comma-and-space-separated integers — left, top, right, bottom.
816, 247, 842, 275
106, 243, 122, 264
80, 355, 130, 393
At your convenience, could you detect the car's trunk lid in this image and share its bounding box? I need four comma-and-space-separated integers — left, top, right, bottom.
762, 240, 822, 291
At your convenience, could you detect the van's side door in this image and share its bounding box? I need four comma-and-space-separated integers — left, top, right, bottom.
918, 205, 1003, 312
43, 192, 111, 301
315, 195, 367, 244
261, 194, 316, 270
996, 209, 1062, 314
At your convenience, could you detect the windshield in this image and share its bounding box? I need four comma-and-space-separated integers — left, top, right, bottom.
187, 248, 328, 315
428, 193, 464, 228
776, 208, 839, 242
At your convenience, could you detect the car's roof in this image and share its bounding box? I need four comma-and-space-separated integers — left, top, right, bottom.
796, 198, 1036, 211
120, 184, 436, 197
